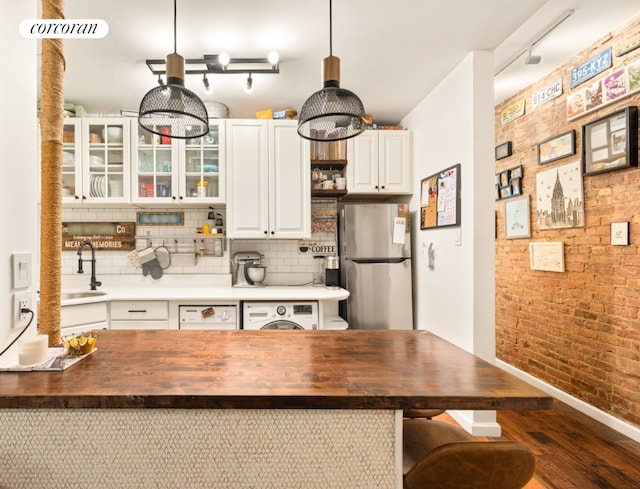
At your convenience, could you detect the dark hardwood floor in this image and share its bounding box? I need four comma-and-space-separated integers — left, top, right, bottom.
440, 400, 640, 489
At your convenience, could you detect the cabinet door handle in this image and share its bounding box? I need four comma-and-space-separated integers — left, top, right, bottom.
128, 309, 147, 313
264, 230, 268, 235
172, 196, 177, 200
271, 231, 275, 235
381, 186, 385, 189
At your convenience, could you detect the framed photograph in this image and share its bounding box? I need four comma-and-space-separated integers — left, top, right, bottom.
510, 177, 521, 196
504, 196, 530, 239
582, 106, 638, 176
611, 222, 630, 246
538, 130, 576, 165
495, 141, 513, 160
495, 165, 523, 200
529, 242, 565, 272
509, 165, 523, 179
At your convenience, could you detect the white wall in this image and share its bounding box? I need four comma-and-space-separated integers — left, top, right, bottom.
403, 51, 495, 358
402, 51, 498, 435
0, 1, 39, 365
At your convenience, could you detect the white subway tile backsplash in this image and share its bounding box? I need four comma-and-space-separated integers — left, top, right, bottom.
62, 199, 338, 284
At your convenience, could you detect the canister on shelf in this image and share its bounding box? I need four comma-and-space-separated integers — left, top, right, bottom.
324, 255, 340, 287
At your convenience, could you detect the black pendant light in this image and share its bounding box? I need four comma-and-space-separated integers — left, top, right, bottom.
297, 0, 366, 142
138, 0, 209, 139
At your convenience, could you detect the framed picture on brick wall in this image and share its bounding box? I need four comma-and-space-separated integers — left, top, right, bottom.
582, 106, 638, 176
535, 161, 584, 230
504, 196, 530, 239
538, 130, 576, 165
530, 242, 565, 272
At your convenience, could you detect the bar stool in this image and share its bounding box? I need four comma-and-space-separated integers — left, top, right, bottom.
403, 409, 446, 419
403, 418, 535, 489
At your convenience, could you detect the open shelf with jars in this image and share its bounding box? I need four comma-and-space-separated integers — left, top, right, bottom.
310, 159, 348, 197
310, 139, 347, 197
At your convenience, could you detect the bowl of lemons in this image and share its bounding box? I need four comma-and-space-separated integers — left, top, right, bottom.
63, 332, 98, 356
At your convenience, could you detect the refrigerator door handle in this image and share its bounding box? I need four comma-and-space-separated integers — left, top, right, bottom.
349, 258, 409, 264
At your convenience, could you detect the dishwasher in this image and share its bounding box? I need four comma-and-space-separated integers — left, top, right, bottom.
178, 304, 238, 330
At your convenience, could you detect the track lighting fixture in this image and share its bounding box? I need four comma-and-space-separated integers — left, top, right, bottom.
145, 51, 279, 94
202, 74, 213, 94
524, 48, 541, 65
244, 73, 253, 93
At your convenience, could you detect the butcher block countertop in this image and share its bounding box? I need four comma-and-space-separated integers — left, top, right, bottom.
0, 330, 552, 411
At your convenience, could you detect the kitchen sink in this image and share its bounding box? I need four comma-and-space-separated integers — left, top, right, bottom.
61, 291, 107, 301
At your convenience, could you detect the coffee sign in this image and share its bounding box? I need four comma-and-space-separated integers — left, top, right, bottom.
298, 240, 337, 256
62, 222, 136, 251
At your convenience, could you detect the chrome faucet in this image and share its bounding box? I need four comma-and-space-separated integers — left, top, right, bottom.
77, 240, 102, 290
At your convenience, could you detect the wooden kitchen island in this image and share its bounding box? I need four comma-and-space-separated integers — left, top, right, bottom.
0, 330, 551, 489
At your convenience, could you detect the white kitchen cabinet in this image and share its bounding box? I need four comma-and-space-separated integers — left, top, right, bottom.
61, 301, 109, 335
130, 120, 225, 205
110, 300, 169, 329
226, 119, 310, 239
62, 118, 131, 204
346, 130, 412, 194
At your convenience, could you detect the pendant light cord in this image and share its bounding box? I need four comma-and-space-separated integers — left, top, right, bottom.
329, 0, 333, 56
173, 0, 177, 54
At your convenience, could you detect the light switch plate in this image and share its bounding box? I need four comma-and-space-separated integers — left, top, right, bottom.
12, 252, 31, 289
454, 229, 462, 246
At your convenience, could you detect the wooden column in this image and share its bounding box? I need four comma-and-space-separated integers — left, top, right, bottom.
39, 0, 66, 346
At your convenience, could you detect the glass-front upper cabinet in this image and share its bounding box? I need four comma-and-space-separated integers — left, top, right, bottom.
181, 120, 225, 202
130, 119, 225, 204
81, 118, 131, 203
62, 119, 82, 204
131, 123, 178, 204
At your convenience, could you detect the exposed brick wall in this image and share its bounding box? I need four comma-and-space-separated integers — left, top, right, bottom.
495, 16, 640, 428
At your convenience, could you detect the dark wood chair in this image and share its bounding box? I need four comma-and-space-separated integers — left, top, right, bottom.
403, 419, 535, 489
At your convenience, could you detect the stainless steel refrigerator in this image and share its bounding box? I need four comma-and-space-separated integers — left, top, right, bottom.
338, 203, 413, 330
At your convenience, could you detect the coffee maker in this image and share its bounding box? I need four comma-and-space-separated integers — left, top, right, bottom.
232, 251, 266, 287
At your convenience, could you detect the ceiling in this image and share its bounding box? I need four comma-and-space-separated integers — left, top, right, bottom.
56, 0, 640, 125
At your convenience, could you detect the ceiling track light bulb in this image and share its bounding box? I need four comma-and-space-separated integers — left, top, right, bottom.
218, 52, 230, 68
245, 73, 253, 93
268, 50, 280, 67
202, 74, 212, 94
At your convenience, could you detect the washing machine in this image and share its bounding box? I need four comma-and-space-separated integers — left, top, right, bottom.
242, 301, 319, 330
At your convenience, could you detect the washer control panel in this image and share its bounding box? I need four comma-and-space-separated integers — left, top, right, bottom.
179, 305, 238, 330
243, 301, 319, 330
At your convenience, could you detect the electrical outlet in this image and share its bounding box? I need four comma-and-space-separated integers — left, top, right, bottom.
13, 292, 32, 329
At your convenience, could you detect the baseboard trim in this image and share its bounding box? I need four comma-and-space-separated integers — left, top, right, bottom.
497, 359, 640, 444
448, 410, 502, 437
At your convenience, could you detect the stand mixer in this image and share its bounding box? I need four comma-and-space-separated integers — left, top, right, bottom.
232, 251, 266, 287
